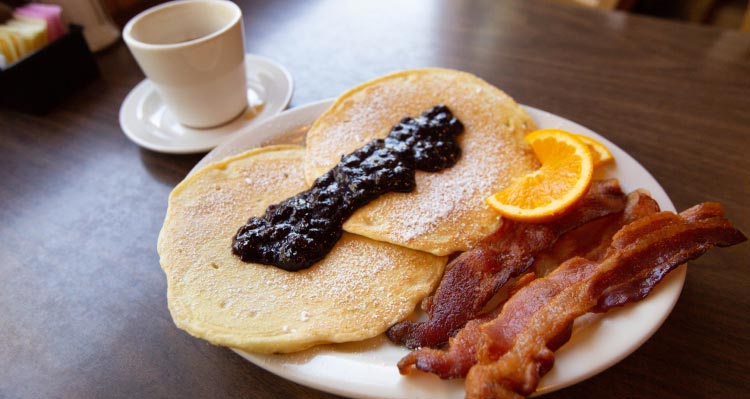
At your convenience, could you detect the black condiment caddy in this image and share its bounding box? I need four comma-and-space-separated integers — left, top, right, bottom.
0, 24, 99, 114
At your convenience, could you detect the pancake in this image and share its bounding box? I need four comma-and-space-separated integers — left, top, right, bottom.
304, 68, 539, 256
157, 145, 447, 353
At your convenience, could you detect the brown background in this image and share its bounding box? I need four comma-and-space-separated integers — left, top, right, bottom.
1, 0, 748, 398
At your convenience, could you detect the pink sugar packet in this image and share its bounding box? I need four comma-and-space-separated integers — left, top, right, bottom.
15, 3, 66, 42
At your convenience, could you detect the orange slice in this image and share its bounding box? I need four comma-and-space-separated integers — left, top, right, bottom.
576, 134, 614, 167
485, 129, 594, 222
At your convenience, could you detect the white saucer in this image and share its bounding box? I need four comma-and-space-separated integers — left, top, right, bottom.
119, 54, 293, 154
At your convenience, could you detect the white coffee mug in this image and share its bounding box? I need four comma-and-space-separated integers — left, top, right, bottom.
123, 0, 248, 128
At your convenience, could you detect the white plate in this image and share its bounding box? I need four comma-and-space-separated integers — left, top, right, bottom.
119, 54, 293, 154
196, 100, 684, 398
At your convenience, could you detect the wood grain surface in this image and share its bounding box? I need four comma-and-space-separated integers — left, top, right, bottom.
1, 0, 748, 398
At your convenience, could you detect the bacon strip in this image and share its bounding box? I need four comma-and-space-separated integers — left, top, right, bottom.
397, 190, 658, 378
397, 272, 536, 379
532, 189, 660, 276
387, 179, 627, 349
464, 202, 746, 399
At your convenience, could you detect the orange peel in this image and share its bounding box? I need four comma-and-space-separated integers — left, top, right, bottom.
576, 134, 614, 167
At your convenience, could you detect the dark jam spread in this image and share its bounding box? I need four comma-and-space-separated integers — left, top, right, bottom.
232, 105, 464, 271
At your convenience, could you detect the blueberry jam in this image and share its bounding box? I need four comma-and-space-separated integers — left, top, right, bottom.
232, 105, 464, 271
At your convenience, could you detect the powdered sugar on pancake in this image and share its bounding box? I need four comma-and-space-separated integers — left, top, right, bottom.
158, 145, 446, 354
305, 68, 538, 255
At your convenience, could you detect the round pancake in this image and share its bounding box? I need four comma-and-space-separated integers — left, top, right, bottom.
304, 68, 539, 256
157, 145, 446, 353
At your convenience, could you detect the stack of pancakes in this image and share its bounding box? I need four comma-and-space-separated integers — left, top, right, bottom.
157, 68, 538, 353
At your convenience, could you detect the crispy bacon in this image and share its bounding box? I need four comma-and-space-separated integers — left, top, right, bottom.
464, 202, 746, 399
397, 190, 659, 378
387, 180, 627, 349
397, 272, 536, 379
532, 189, 661, 276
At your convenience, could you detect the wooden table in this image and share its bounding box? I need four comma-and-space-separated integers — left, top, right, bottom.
1, 0, 748, 397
